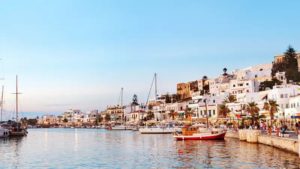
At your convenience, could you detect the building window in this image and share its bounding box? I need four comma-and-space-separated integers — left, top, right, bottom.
208, 110, 211, 117
286, 104, 289, 108
213, 110, 215, 115
233, 85, 236, 87
246, 83, 249, 86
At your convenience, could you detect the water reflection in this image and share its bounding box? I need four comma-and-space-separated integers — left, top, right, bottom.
0, 129, 299, 169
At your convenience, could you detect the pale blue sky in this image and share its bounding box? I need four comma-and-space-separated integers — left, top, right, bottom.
0, 0, 300, 115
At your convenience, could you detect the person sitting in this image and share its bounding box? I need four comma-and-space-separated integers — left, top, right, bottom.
281, 124, 287, 135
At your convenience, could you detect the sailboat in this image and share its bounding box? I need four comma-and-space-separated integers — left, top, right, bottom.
139, 73, 181, 134
8, 75, 27, 137
110, 88, 129, 130
0, 85, 9, 138
173, 97, 226, 141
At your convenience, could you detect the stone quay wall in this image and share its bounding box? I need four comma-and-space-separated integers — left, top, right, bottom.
225, 130, 299, 155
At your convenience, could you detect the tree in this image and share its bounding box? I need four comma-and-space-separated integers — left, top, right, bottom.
27, 119, 38, 126
263, 100, 279, 127
63, 118, 68, 123
169, 110, 178, 120
246, 102, 260, 126
218, 104, 231, 118
259, 78, 282, 91
184, 107, 194, 120
165, 94, 172, 103
284, 46, 300, 82
146, 111, 154, 120
105, 114, 111, 122
224, 94, 237, 103
271, 46, 300, 82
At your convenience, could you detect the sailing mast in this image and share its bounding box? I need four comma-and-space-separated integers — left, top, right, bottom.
120, 87, 124, 122
205, 98, 209, 128
154, 73, 157, 101
0, 85, 3, 122
146, 73, 158, 106
12, 75, 22, 122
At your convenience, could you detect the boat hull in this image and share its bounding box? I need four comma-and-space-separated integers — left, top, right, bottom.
174, 132, 226, 141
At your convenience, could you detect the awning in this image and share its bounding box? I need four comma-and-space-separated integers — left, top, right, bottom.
291, 116, 300, 119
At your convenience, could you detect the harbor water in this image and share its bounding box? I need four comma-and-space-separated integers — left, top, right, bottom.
0, 128, 299, 169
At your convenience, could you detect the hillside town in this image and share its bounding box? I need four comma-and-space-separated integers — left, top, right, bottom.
35, 47, 300, 130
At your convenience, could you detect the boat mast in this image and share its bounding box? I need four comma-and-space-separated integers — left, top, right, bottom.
0, 85, 3, 122
154, 73, 157, 101
12, 75, 21, 122
146, 73, 157, 106
121, 87, 124, 122
121, 87, 123, 107
205, 98, 209, 128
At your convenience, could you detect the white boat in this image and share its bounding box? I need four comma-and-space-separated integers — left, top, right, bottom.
0, 127, 9, 138
111, 125, 128, 130
139, 125, 181, 134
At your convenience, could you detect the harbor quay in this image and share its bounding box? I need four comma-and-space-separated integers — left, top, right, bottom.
226, 129, 299, 155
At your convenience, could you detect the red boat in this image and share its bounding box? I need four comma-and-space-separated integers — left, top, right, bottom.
174, 126, 226, 141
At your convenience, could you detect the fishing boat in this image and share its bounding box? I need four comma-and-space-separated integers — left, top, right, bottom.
174, 96, 226, 141
173, 125, 226, 141
0, 126, 9, 138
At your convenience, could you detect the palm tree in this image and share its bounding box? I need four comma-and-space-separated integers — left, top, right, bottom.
224, 94, 237, 103
218, 104, 231, 118
246, 102, 260, 126
263, 100, 279, 127
184, 107, 194, 120
169, 110, 178, 120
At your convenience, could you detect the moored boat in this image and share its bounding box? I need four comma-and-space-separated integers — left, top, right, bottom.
0, 127, 9, 138
174, 125, 226, 141
111, 125, 127, 130
139, 124, 181, 134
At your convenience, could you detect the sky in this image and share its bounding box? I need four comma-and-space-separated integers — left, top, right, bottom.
0, 0, 300, 117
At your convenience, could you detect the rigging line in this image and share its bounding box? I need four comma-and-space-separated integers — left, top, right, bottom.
145, 74, 155, 107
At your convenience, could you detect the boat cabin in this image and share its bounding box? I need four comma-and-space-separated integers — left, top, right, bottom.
182, 126, 198, 136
